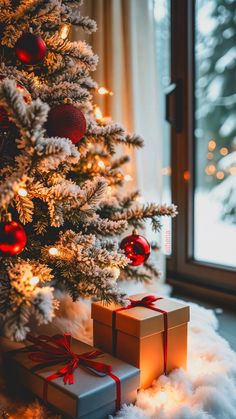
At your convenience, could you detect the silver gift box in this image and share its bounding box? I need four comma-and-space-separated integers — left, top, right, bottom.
5, 338, 140, 419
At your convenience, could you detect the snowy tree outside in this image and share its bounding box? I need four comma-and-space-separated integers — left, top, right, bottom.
194, 0, 236, 267
154, 0, 172, 257
154, 0, 236, 268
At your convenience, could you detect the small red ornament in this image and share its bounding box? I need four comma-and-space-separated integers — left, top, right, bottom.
0, 74, 31, 130
46, 104, 87, 144
0, 220, 27, 256
15, 33, 47, 65
120, 232, 150, 266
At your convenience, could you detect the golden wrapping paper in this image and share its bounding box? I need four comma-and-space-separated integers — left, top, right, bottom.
92, 293, 190, 388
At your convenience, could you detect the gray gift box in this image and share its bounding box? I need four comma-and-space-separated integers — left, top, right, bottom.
4, 338, 140, 419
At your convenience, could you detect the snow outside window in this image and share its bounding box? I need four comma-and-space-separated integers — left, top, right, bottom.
194, 0, 236, 268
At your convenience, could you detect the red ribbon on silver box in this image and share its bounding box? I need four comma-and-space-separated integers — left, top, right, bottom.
26, 333, 121, 410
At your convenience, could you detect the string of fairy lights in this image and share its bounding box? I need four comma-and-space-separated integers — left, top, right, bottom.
205, 138, 236, 180
93, 85, 136, 185
161, 138, 236, 183
14, 23, 140, 276
16, 25, 235, 211
93, 96, 147, 202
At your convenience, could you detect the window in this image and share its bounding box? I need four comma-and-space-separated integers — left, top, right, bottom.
166, 0, 236, 303
194, 0, 236, 268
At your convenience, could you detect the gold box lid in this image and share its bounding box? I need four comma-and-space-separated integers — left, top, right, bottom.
92, 293, 190, 338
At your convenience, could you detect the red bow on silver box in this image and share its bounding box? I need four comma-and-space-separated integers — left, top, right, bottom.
26, 333, 121, 409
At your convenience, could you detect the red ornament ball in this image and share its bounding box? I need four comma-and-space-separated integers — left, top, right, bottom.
0, 221, 27, 256
120, 233, 151, 266
46, 104, 87, 144
0, 74, 31, 130
15, 33, 47, 65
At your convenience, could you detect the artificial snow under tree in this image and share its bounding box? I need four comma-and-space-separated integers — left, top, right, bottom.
0, 0, 177, 342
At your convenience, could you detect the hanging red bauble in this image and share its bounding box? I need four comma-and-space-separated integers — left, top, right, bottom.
0, 221, 27, 256
46, 104, 87, 144
120, 232, 151, 266
0, 74, 31, 130
15, 33, 47, 65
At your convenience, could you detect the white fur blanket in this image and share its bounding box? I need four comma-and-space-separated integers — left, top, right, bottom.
1, 290, 236, 419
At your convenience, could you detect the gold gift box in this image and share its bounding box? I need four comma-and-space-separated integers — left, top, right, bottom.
92, 293, 190, 389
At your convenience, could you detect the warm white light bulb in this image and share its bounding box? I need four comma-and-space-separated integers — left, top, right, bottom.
49, 247, 58, 256
98, 160, 105, 169
216, 171, 224, 180
29, 276, 39, 286
208, 139, 216, 151
60, 24, 70, 40
220, 147, 228, 156
98, 86, 111, 95
124, 174, 133, 182
94, 105, 103, 121
97, 87, 114, 96
107, 186, 113, 195
135, 195, 145, 203
98, 87, 108, 95
18, 188, 28, 197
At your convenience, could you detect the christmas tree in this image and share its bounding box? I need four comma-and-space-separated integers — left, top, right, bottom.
0, 1, 177, 341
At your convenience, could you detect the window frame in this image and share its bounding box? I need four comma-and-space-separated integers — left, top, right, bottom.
166, 0, 236, 304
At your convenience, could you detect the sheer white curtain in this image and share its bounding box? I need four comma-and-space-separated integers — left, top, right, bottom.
74, 0, 165, 280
